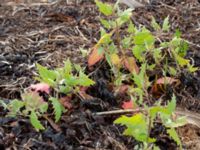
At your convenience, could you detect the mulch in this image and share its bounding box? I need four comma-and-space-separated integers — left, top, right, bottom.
0, 0, 200, 149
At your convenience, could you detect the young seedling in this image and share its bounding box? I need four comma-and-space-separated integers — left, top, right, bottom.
90, 0, 195, 149
0, 92, 48, 131
0, 60, 95, 131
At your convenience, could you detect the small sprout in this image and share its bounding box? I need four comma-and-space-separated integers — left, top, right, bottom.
2, 59, 94, 131
94, 1, 193, 149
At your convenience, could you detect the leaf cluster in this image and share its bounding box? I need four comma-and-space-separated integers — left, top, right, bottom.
36, 59, 94, 94
94, 1, 193, 149
0, 60, 94, 131
115, 95, 186, 149
94, 0, 197, 84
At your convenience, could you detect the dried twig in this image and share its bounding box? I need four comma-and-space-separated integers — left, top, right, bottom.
92, 108, 144, 116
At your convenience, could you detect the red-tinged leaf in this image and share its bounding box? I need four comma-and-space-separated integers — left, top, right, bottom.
30, 83, 50, 94
59, 96, 72, 109
155, 77, 179, 85
122, 100, 134, 109
88, 46, 104, 67
151, 77, 180, 98
123, 57, 139, 74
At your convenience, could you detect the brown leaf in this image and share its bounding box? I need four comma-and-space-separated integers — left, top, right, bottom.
155, 77, 179, 85
123, 57, 139, 74
88, 46, 104, 67
151, 77, 180, 98
59, 96, 72, 109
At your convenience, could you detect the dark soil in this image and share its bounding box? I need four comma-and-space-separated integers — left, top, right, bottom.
0, 0, 200, 149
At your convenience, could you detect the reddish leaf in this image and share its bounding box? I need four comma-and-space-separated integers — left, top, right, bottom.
30, 83, 50, 94
59, 96, 72, 109
122, 100, 134, 109
123, 57, 139, 74
151, 77, 180, 98
88, 46, 104, 67
155, 77, 179, 85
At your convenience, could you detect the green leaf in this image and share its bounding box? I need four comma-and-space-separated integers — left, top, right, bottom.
167, 128, 182, 148
134, 28, 155, 48
132, 64, 149, 89
180, 41, 188, 56
165, 116, 187, 128
168, 66, 177, 76
132, 45, 145, 62
151, 17, 161, 31
74, 64, 82, 72
166, 94, 176, 115
39, 102, 48, 113
132, 72, 143, 89
153, 48, 162, 63
30, 110, 45, 131
22, 92, 46, 112
128, 21, 136, 33
174, 29, 181, 38
36, 64, 57, 87
170, 37, 182, 48
153, 145, 160, 150
98, 29, 112, 45
95, 0, 113, 16
77, 71, 95, 86
59, 85, 72, 94
175, 41, 188, 57
50, 97, 64, 122
98, 47, 104, 55
100, 19, 111, 29
63, 59, 72, 76
149, 106, 163, 122
7, 99, 25, 117
105, 53, 112, 67
116, 8, 132, 26
122, 36, 132, 49
175, 54, 190, 67
147, 64, 156, 71
162, 16, 170, 32
187, 64, 198, 73
114, 113, 148, 142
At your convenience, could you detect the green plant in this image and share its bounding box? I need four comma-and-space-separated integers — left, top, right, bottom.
0, 60, 95, 131
36, 59, 94, 94
0, 91, 65, 132
0, 92, 48, 131
91, 1, 194, 149
115, 95, 186, 149
90, 0, 197, 85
